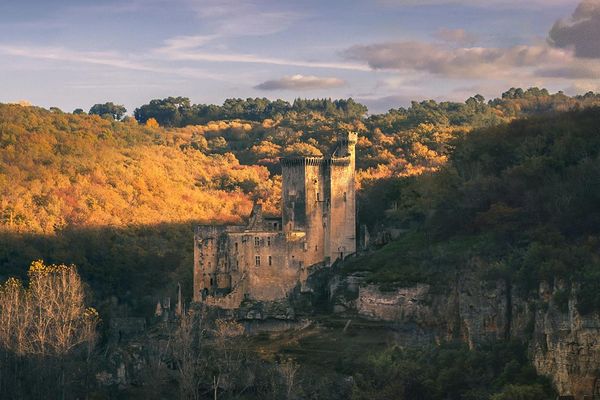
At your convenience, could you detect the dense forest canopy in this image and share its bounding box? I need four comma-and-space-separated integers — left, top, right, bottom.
2, 87, 600, 313
350, 106, 600, 315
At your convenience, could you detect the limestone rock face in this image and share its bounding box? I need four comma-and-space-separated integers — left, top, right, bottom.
531, 296, 600, 399
330, 271, 600, 399
357, 284, 431, 322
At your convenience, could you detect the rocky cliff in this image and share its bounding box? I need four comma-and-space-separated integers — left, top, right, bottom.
328, 268, 600, 399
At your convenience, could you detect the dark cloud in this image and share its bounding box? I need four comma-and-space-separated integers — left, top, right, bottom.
254, 74, 345, 90
549, 0, 600, 58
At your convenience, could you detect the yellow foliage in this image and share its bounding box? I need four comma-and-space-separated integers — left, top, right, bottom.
145, 117, 159, 128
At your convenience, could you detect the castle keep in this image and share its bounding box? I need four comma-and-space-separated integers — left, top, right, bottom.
193, 132, 357, 307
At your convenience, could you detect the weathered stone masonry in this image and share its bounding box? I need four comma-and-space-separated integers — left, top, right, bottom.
193, 132, 357, 308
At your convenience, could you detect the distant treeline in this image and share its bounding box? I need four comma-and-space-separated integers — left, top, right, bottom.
75, 87, 600, 128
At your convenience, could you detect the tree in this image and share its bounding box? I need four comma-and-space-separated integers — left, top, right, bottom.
173, 310, 205, 400
0, 260, 99, 399
0, 260, 98, 356
145, 117, 160, 128
73, 108, 86, 115
134, 97, 191, 126
277, 359, 300, 400
89, 102, 127, 120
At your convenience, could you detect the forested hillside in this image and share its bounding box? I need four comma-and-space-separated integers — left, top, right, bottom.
349, 106, 600, 315
2, 88, 600, 314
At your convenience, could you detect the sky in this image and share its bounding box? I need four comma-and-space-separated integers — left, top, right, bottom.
0, 0, 598, 113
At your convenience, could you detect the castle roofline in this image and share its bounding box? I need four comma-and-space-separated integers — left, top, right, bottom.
279, 156, 351, 167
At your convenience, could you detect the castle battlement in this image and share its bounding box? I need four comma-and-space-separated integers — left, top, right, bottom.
279, 157, 351, 167
193, 132, 357, 307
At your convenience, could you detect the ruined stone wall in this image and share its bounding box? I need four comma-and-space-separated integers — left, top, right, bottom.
193, 225, 244, 302
226, 231, 291, 300
282, 163, 306, 232
328, 161, 355, 262
302, 163, 327, 268
194, 226, 222, 302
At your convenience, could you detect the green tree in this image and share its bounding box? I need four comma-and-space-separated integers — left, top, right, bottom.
89, 102, 127, 120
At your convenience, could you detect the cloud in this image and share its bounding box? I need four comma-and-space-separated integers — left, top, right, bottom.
0, 44, 227, 81
549, 0, 600, 58
378, 0, 576, 8
185, 0, 302, 37
343, 41, 571, 78
434, 28, 477, 47
537, 59, 600, 79
0, 45, 155, 72
357, 94, 421, 113
155, 38, 370, 71
160, 35, 219, 50
254, 75, 345, 90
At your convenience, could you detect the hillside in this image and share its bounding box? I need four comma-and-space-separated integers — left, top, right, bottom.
2, 89, 600, 314
2, 92, 600, 399
347, 106, 600, 314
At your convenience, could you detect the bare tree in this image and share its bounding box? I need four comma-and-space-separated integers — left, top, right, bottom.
173, 309, 205, 400
211, 319, 247, 399
0, 260, 99, 399
277, 359, 300, 400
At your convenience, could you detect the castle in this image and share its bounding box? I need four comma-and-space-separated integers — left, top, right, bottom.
193, 132, 357, 307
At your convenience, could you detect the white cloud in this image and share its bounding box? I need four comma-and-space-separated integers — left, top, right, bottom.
343, 41, 571, 78
184, 0, 302, 37
161, 35, 219, 50
0, 44, 227, 81
154, 38, 370, 71
254, 75, 345, 90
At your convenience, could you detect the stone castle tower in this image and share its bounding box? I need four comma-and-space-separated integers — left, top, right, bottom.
193, 132, 357, 307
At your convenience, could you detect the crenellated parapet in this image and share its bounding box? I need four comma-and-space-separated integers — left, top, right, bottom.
280, 157, 351, 167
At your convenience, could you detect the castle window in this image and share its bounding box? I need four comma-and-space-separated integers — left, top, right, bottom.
317, 192, 320, 202
210, 277, 214, 286
254, 237, 260, 247
208, 261, 212, 268
268, 256, 272, 266
343, 192, 347, 202
315, 245, 318, 252
235, 242, 238, 252
267, 237, 271, 246
255, 256, 261, 267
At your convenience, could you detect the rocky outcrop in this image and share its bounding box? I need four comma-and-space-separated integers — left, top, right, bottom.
531, 285, 600, 399
356, 284, 431, 322
329, 271, 600, 399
